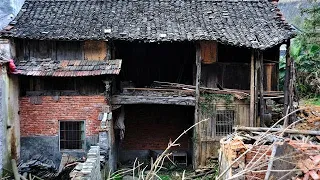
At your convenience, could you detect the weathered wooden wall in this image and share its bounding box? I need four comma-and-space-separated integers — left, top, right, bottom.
198, 99, 250, 168
84, 41, 107, 60
201, 63, 278, 90
14, 39, 110, 62
200, 41, 217, 64
200, 43, 280, 90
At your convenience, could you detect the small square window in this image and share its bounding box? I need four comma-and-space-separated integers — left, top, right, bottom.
215, 110, 235, 136
59, 121, 85, 150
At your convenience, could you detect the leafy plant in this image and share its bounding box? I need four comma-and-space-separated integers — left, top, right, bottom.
200, 93, 233, 116
279, 0, 320, 97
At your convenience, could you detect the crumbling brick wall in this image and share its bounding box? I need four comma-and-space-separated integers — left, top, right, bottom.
70, 146, 101, 180
219, 139, 272, 180
245, 145, 272, 179
20, 95, 106, 136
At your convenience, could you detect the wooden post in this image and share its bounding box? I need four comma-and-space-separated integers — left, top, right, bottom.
193, 43, 201, 169
52, 41, 57, 62
11, 159, 20, 180
259, 51, 265, 126
283, 41, 291, 128
249, 50, 256, 127
108, 116, 116, 172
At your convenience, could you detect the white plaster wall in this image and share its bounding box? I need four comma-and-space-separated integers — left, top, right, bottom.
0, 40, 20, 175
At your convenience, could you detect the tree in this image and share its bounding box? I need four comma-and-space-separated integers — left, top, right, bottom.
290, 0, 320, 97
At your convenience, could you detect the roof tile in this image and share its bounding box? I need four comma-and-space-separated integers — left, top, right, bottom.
15, 59, 122, 77
1, 0, 295, 49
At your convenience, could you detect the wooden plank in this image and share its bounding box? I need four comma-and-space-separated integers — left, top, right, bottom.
201, 142, 206, 167
264, 63, 274, 91
200, 41, 217, 64
38, 40, 51, 59
235, 126, 320, 136
23, 39, 30, 61
238, 104, 250, 126
207, 110, 212, 140
123, 87, 194, 93
109, 117, 116, 172
52, 41, 57, 61
254, 51, 258, 127
84, 40, 107, 60
249, 50, 256, 127
56, 41, 83, 60
193, 43, 202, 169
206, 141, 211, 167
200, 64, 219, 88
111, 95, 195, 106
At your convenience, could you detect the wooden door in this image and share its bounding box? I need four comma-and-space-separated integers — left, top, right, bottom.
198, 104, 237, 168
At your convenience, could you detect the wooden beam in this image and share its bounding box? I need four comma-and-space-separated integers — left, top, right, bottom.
249, 50, 256, 127
193, 43, 201, 169
108, 116, 116, 172
259, 51, 265, 126
111, 95, 195, 106
235, 126, 320, 136
283, 41, 291, 128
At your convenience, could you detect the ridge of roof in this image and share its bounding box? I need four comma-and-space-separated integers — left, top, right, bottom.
1, 0, 295, 49
22, 0, 268, 1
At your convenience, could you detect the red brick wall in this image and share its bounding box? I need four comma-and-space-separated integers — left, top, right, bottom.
20, 96, 106, 136
121, 105, 194, 150
245, 145, 272, 179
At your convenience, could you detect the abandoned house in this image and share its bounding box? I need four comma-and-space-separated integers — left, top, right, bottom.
0, 0, 295, 171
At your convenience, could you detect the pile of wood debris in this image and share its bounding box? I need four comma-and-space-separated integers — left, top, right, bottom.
218, 107, 320, 180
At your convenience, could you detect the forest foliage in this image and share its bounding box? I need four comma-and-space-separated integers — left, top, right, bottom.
279, 0, 320, 98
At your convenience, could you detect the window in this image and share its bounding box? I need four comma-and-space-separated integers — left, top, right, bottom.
59, 121, 85, 150
215, 110, 235, 136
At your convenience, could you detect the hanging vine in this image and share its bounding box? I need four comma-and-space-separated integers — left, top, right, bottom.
199, 93, 234, 116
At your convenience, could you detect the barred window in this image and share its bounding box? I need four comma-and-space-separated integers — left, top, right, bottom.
60, 121, 85, 150
215, 110, 235, 136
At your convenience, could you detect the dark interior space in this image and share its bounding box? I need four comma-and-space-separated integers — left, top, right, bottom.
114, 41, 196, 88
218, 43, 280, 63
116, 104, 194, 164
19, 76, 106, 96
218, 44, 251, 63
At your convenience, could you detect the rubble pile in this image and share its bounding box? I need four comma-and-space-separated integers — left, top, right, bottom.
218, 107, 320, 180
18, 155, 57, 179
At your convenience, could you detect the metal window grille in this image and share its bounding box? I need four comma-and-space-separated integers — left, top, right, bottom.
60, 121, 85, 150
215, 110, 235, 136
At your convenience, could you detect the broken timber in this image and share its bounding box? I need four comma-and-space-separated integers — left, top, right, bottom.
193, 43, 201, 169
234, 126, 320, 136
111, 95, 195, 106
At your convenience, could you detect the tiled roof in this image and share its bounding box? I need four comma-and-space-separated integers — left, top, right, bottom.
16, 59, 122, 76
1, 0, 294, 49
